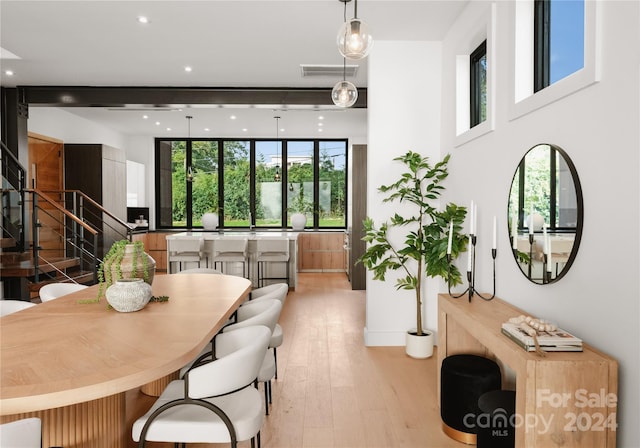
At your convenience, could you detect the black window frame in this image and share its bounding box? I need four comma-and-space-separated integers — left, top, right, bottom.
470, 40, 487, 128
534, 0, 551, 92
154, 137, 348, 231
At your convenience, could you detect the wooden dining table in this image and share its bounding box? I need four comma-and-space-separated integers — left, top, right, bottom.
0, 273, 251, 447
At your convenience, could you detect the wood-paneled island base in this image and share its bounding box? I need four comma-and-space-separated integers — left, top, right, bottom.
437, 293, 618, 448
0, 274, 251, 448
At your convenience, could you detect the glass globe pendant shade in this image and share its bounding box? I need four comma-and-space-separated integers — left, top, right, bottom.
332, 80, 358, 108
337, 18, 373, 60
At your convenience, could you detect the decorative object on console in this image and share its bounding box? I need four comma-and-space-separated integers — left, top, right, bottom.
502, 315, 582, 355
508, 144, 583, 284
358, 151, 467, 359
447, 199, 497, 302
290, 213, 307, 231
105, 278, 152, 312
96, 239, 156, 300
201, 212, 219, 230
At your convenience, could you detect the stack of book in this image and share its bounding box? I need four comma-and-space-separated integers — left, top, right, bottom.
501, 322, 583, 352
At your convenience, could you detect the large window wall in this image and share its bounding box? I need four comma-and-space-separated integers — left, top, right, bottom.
156, 138, 347, 229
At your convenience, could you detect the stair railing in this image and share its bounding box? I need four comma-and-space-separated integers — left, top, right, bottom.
28, 189, 99, 284
1, 141, 26, 251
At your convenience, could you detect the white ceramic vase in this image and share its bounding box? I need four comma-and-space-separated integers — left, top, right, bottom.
291, 213, 307, 231
201, 212, 219, 230
405, 330, 434, 359
106, 278, 153, 312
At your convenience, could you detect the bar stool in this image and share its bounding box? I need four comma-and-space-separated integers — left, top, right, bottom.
256, 238, 290, 287
167, 237, 204, 273
210, 238, 249, 278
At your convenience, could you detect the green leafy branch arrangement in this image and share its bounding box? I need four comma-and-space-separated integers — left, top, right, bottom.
358, 151, 468, 337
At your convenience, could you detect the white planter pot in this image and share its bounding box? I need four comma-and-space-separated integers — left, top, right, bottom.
405, 330, 434, 359
290, 213, 307, 231
201, 212, 219, 230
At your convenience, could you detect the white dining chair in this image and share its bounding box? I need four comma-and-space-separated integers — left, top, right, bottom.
0, 417, 42, 448
0, 300, 36, 316
39, 283, 88, 302
132, 325, 271, 448
248, 283, 288, 379
229, 299, 283, 415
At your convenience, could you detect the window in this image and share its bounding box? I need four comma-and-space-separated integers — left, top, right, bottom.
534, 0, 585, 92
470, 40, 487, 127
156, 138, 347, 230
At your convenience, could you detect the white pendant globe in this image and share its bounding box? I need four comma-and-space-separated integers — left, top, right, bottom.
337, 18, 373, 60
332, 80, 358, 108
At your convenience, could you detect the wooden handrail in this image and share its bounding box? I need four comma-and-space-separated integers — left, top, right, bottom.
40, 189, 132, 233
25, 189, 98, 235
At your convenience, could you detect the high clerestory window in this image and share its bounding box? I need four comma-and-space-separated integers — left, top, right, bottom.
155, 138, 347, 230
470, 40, 487, 128
534, 0, 585, 92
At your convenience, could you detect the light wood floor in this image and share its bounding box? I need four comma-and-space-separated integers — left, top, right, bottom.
126, 272, 462, 447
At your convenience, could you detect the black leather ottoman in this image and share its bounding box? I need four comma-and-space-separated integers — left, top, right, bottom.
440, 354, 501, 444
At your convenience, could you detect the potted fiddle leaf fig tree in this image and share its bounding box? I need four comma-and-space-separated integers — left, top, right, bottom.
358, 151, 468, 358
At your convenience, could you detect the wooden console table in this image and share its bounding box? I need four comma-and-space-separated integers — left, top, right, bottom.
438, 293, 617, 448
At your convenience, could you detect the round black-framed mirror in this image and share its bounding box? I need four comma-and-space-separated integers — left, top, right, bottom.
507, 144, 583, 284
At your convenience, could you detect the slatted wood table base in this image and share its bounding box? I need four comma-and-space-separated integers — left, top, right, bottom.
1, 393, 125, 448
140, 371, 179, 396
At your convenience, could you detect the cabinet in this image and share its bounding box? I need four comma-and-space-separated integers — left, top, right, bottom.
64, 144, 126, 257
438, 294, 617, 447
297, 232, 345, 272
140, 232, 171, 272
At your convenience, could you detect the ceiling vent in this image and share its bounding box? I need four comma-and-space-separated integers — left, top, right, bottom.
300, 64, 358, 78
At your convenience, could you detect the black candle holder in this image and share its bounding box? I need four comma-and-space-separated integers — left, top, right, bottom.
447, 234, 496, 302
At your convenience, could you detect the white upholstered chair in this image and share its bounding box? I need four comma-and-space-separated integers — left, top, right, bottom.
0, 300, 36, 316
0, 417, 42, 447
132, 325, 272, 448
39, 283, 88, 302
248, 283, 288, 379
255, 238, 290, 287
167, 237, 204, 273
175, 267, 223, 275
210, 238, 249, 278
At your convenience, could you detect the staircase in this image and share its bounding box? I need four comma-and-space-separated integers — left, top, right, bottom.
1, 141, 133, 300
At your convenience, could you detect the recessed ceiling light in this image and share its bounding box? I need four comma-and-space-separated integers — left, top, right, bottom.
318, 128, 323, 132
184, 66, 192, 73
137, 16, 149, 24
230, 115, 237, 120
5, 70, 14, 76
242, 128, 248, 132
155, 121, 160, 126
318, 116, 324, 120
318, 122, 323, 127
166, 127, 171, 131
204, 128, 210, 132
142, 115, 148, 119
280, 128, 285, 133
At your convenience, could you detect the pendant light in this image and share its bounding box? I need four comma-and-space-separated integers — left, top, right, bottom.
337, 0, 373, 60
186, 115, 193, 182
274, 116, 281, 182
332, 58, 358, 108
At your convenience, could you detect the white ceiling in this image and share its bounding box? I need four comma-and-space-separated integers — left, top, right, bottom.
0, 0, 468, 138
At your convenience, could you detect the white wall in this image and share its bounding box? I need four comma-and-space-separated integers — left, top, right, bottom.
28, 107, 127, 150
365, 40, 443, 345
436, 1, 637, 446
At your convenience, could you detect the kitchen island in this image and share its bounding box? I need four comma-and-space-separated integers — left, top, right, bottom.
166, 231, 299, 288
